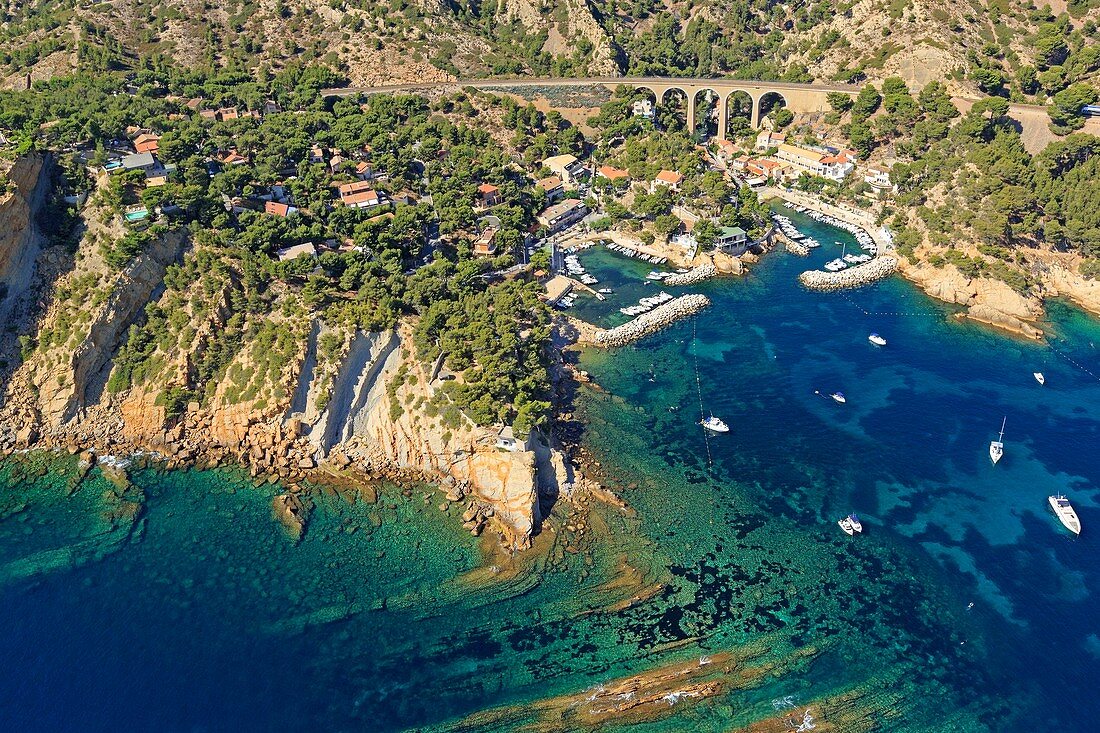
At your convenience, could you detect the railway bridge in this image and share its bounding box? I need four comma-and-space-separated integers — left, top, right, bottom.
323, 77, 861, 139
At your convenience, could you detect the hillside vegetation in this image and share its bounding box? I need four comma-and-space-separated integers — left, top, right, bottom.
2, 0, 1099, 102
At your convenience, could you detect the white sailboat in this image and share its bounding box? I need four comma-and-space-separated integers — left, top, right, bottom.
1034, 372, 1045, 385
989, 416, 1006, 464
868, 333, 887, 347
1048, 495, 1082, 535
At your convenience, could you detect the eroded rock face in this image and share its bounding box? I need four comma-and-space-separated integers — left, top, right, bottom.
899, 259, 1044, 339
0, 153, 48, 320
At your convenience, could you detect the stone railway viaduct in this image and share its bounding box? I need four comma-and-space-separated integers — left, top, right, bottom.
323, 77, 861, 140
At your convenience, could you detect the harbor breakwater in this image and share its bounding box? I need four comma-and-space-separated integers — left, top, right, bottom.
663, 263, 717, 287
799, 256, 898, 291
593, 294, 711, 347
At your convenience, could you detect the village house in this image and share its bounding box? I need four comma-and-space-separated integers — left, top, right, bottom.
338, 180, 387, 211
864, 164, 895, 194
536, 175, 565, 202
219, 150, 249, 166
265, 201, 298, 217
216, 107, 239, 121
354, 160, 373, 180
495, 426, 532, 452
144, 164, 176, 186
716, 226, 748, 253
133, 133, 160, 155
714, 139, 738, 162
309, 146, 325, 164
391, 189, 419, 206
542, 154, 584, 184
774, 143, 854, 181
754, 131, 787, 151
650, 170, 683, 193
329, 154, 345, 173
275, 242, 317, 261
477, 183, 501, 208
632, 99, 655, 118
472, 228, 499, 257
536, 198, 587, 233
118, 152, 158, 173
597, 165, 630, 183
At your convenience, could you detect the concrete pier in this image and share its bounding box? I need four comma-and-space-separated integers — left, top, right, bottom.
593, 294, 711, 347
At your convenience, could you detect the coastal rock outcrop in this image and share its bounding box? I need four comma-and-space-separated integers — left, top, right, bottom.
899, 259, 1044, 339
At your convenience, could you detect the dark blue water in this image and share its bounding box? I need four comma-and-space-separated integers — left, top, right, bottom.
1, 204, 1097, 731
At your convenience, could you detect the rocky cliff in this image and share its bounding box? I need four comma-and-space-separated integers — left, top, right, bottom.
898, 258, 1044, 339
0, 153, 49, 321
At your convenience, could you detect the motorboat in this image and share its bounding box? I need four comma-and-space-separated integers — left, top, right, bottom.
1048, 495, 1081, 535
700, 415, 730, 433
847, 514, 863, 533
1034, 372, 1045, 385
989, 416, 1006, 464
831, 392, 846, 404
598, 288, 613, 294
868, 333, 887, 347
838, 517, 856, 535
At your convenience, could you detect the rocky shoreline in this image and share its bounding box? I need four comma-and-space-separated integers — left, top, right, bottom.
593, 294, 711, 347
799, 256, 899, 291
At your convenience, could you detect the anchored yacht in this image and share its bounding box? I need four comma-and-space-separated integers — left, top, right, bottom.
700, 415, 730, 433
838, 516, 856, 535
1034, 372, 1046, 385
831, 392, 846, 404
1048, 495, 1081, 535
868, 333, 887, 347
989, 417, 1006, 464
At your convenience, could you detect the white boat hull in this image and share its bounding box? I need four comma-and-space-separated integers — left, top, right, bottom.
1034, 372, 1045, 385
1049, 495, 1081, 535
989, 441, 1003, 464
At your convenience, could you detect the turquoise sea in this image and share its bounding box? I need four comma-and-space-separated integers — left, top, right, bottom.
2, 204, 1098, 731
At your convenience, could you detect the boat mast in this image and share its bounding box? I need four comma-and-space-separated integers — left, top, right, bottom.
998, 416, 1006, 442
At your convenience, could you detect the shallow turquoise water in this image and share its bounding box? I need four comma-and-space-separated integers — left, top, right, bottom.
1, 204, 1097, 731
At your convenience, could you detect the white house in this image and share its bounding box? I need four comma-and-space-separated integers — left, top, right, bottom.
632, 99, 655, 118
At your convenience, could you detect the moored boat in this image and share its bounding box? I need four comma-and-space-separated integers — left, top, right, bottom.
838, 517, 855, 535
868, 333, 887, 347
847, 514, 863, 533
989, 416, 1006, 464
831, 392, 846, 404
1034, 372, 1045, 385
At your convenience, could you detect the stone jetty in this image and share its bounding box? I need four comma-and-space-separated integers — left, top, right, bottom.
784, 239, 810, 257
663, 263, 717, 286
593, 294, 710, 347
799, 256, 898, 291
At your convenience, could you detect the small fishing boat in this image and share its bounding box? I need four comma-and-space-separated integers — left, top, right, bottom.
831, 392, 846, 404
989, 416, 1006, 465
838, 516, 856, 535
700, 415, 730, 433
598, 288, 613, 294
1034, 372, 1045, 385
868, 333, 887, 347
1048, 495, 1081, 535
847, 514, 863, 533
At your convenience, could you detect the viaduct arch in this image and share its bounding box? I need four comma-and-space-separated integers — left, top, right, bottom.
323, 77, 861, 139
